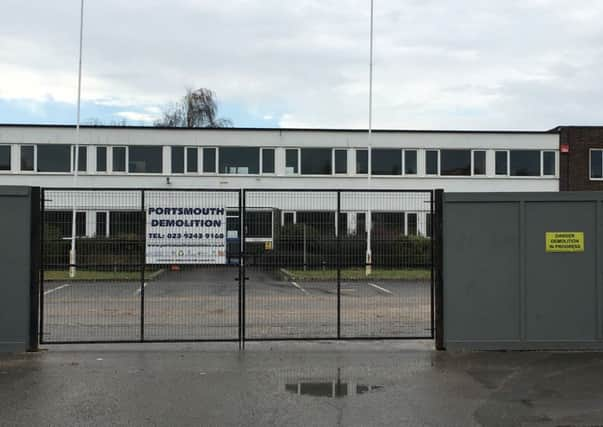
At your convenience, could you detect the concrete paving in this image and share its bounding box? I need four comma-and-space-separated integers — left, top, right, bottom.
2, 342, 603, 426
42, 267, 431, 342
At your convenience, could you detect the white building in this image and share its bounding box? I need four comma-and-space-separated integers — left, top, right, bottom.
0, 125, 560, 242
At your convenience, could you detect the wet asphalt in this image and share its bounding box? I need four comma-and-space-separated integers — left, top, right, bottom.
2, 341, 603, 426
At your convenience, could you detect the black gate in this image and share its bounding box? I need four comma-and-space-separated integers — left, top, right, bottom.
39, 188, 441, 344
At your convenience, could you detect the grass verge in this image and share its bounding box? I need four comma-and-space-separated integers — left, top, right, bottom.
44, 269, 164, 282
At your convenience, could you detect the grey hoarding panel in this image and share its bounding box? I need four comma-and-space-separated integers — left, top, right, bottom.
0, 187, 33, 352
444, 202, 521, 343
443, 192, 603, 351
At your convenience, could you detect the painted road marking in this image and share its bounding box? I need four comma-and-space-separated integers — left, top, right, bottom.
290, 281, 309, 295
135, 282, 148, 295
368, 283, 393, 295
44, 284, 71, 295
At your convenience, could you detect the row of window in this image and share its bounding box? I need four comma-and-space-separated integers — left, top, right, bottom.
0, 144, 557, 177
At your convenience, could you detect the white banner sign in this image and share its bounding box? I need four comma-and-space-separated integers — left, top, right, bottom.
145, 195, 227, 264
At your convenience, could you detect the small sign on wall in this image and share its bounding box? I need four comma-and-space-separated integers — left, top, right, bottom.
545, 232, 584, 253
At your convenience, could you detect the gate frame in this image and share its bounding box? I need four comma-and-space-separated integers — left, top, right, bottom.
38, 187, 443, 346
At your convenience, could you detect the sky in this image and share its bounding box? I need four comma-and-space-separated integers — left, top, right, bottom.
2, 0, 603, 130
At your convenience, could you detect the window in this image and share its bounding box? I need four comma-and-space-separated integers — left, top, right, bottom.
113, 147, 126, 172
203, 148, 216, 173
473, 151, 486, 176
356, 150, 368, 174
128, 146, 162, 173
543, 151, 556, 176
172, 146, 184, 173
186, 147, 198, 173
220, 147, 259, 174
262, 148, 275, 174
334, 150, 347, 174
21, 146, 34, 171
372, 149, 402, 175
510, 150, 540, 176
356, 212, 366, 235
286, 149, 299, 174
495, 151, 508, 176
426, 213, 432, 238
407, 213, 418, 235
97, 147, 107, 172
297, 211, 336, 235
404, 150, 417, 175
337, 213, 348, 235
283, 212, 295, 225
591, 150, 603, 179
301, 148, 332, 175
72, 146, 87, 172
426, 150, 439, 175
109, 211, 144, 237
37, 144, 71, 172
245, 211, 272, 238
46, 211, 86, 238
373, 212, 405, 235
0, 146, 10, 171
441, 150, 471, 176
96, 212, 108, 237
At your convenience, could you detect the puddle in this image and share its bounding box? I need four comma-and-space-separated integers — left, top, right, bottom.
285, 381, 384, 398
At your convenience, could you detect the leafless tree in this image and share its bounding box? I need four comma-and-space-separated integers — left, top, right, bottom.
154, 88, 233, 128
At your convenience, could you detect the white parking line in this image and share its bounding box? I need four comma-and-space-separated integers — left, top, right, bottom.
44, 284, 71, 295
134, 282, 148, 295
290, 281, 309, 295
368, 283, 393, 295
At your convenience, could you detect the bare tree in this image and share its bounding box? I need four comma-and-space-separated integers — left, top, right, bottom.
154, 88, 233, 128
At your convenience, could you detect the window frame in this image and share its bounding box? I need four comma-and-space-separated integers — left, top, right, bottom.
202, 147, 218, 174
36, 144, 72, 174
403, 149, 418, 176
96, 146, 108, 174
356, 149, 368, 175
171, 146, 199, 175
261, 147, 276, 175
126, 145, 163, 175
425, 150, 440, 176
111, 146, 128, 174
541, 150, 557, 177
371, 148, 403, 176
472, 150, 487, 177
495, 150, 510, 177
333, 149, 348, 175
71, 145, 87, 173
218, 146, 260, 175
590, 148, 603, 181
20, 145, 36, 172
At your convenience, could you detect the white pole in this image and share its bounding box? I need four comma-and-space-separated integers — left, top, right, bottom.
69, 0, 85, 278
366, 0, 374, 276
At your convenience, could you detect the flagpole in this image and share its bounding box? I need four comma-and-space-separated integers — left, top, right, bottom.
69, 0, 85, 278
366, 0, 374, 276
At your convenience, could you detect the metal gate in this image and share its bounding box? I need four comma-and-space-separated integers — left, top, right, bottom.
39, 188, 441, 344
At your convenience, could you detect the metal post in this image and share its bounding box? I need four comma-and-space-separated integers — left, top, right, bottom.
365, 0, 374, 276
39, 189, 45, 344
29, 187, 41, 351
241, 189, 246, 348
303, 223, 307, 271
140, 190, 146, 342
238, 189, 243, 349
434, 189, 445, 350
69, 0, 85, 278
337, 191, 341, 339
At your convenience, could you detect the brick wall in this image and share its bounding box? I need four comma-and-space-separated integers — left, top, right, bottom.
560, 127, 603, 191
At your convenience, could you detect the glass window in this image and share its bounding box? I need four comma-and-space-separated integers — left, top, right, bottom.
297, 211, 336, 235
356, 149, 368, 174
96, 212, 107, 237
441, 150, 471, 176
301, 148, 332, 175
245, 211, 272, 238
96, 147, 107, 172
21, 146, 34, 171
543, 151, 556, 176
0, 146, 10, 171
72, 146, 87, 172
510, 150, 540, 176
203, 148, 216, 173
283, 212, 295, 225
38, 144, 71, 172
407, 213, 418, 235
405, 150, 417, 175
113, 147, 126, 172
262, 149, 275, 174
473, 151, 486, 175
128, 146, 162, 173
109, 211, 145, 237
373, 212, 405, 235
426, 213, 432, 238
286, 149, 299, 174
219, 147, 259, 174
591, 150, 603, 179
335, 150, 347, 174
186, 147, 198, 173
495, 151, 508, 176
338, 212, 348, 235
356, 212, 366, 235
426, 150, 439, 175
172, 147, 184, 173
372, 149, 402, 175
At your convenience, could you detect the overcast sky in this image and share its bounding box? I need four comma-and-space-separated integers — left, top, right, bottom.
2, 0, 603, 129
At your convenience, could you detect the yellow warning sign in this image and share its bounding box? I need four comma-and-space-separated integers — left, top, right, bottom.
545, 232, 584, 253
265, 241, 273, 251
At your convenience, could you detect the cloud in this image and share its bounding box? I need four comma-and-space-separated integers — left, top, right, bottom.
114, 111, 159, 124
2, 0, 603, 129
